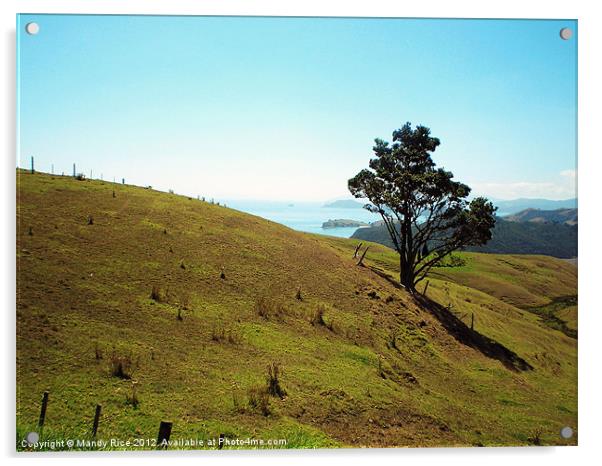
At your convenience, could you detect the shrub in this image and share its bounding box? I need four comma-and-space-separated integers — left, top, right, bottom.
247, 386, 271, 416
75, 173, 86, 181
266, 362, 286, 399
109, 351, 133, 379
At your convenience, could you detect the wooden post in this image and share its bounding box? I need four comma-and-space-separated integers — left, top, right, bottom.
353, 242, 363, 259
31, 156, 34, 174
92, 404, 102, 437
157, 421, 172, 448
38, 391, 49, 428
73, 163, 76, 177
122, 178, 125, 185
423, 280, 430, 297
471, 313, 474, 330
357, 246, 369, 266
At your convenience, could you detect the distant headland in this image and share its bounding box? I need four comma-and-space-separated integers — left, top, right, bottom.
322, 219, 369, 229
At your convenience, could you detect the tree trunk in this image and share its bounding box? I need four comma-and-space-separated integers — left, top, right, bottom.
399, 255, 415, 292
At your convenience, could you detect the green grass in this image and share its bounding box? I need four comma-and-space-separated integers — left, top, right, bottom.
16, 170, 577, 450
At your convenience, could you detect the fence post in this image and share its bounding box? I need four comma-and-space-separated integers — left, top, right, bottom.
92, 404, 102, 437
73, 163, 76, 177
122, 178, 125, 185
38, 391, 49, 428
157, 421, 172, 449
31, 156, 34, 174
51, 164, 54, 175
357, 246, 369, 266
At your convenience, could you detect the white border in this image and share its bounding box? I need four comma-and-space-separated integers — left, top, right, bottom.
2, 1, 601, 465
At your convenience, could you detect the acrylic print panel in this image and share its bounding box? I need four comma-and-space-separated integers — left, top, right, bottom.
16, 14, 577, 451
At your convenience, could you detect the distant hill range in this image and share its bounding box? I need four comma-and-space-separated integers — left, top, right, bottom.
504, 208, 577, 226
493, 198, 576, 214
323, 199, 365, 209
324, 197, 577, 214
351, 208, 577, 259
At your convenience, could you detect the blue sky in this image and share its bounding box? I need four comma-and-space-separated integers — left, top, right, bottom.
17, 15, 577, 202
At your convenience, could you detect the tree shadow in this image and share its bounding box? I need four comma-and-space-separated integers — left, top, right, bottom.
370, 266, 533, 372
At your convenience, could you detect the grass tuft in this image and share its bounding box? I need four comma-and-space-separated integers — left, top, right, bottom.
109, 350, 133, 379
255, 296, 284, 320
247, 386, 271, 416
150, 285, 167, 303
211, 324, 242, 344
266, 362, 286, 399
125, 381, 140, 408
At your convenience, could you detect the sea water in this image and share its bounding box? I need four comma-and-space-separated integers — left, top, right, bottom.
225, 200, 382, 238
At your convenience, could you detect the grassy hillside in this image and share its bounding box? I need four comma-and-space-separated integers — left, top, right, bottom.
16, 171, 577, 450
352, 217, 578, 259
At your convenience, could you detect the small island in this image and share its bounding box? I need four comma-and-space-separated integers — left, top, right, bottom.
323, 199, 365, 209
322, 218, 369, 229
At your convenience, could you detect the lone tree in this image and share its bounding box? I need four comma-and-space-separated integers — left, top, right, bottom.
348, 122, 496, 292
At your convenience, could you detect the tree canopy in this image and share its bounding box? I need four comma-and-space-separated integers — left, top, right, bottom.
348, 122, 496, 291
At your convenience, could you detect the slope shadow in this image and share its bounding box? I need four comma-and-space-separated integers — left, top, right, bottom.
370, 266, 534, 372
